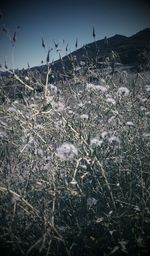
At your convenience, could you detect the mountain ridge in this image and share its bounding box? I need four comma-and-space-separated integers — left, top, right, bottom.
1, 28, 150, 77
37, 27, 150, 76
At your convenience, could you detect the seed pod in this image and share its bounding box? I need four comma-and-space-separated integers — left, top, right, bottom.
2, 27, 7, 33
46, 50, 50, 63
12, 32, 16, 43
5, 61, 8, 69
41, 38, 45, 48
93, 26, 96, 39
75, 38, 78, 48
54, 41, 58, 48
66, 43, 68, 52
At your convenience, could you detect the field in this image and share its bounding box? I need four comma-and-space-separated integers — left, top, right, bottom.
0, 60, 150, 256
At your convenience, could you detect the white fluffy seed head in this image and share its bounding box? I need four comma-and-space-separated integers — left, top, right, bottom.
117, 87, 130, 97
145, 85, 150, 92
90, 138, 103, 147
56, 142, 78, 161
108, 136, 121, 146
126, 121, 134, 126
106, 98, 116, 105
80, 114, 89, 120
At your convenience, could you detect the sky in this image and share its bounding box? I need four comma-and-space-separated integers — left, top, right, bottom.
0, 0, 150, 70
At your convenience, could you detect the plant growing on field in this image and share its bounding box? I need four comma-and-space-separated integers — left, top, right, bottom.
0, 22, 150, 256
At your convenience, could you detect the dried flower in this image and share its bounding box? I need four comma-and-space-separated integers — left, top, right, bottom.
56, 142, 78, 161
78, 102, 84, 108
86, 83, 108, 92
106, 98, 116, 105
86, 83, 95, 90
48, 84, 58, 93
101, 131, 108, 139
126, 121, 134, 126
95, 85, 108, 93
87, 197, 97, 208
25, 76, 29, 81
117, 87, 130, 97
143, 133, 150, 139
145, 85, 150, 92
90, 138, 103, 147
80, 61, 85, 66
109, 114, 116, 122
108, 136, 121, 146
80, 114, 89, 120
52, 101, 65, 112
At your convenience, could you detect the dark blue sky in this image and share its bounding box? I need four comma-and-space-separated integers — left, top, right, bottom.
0, 0, 150, 69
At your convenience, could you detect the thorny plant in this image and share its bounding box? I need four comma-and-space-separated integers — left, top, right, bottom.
0, 19, 150, 256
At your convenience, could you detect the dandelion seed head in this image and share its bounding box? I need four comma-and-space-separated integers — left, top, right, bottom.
145, 85, 150, 92
8, 107, 17, 112
78, 102, 84, 108
90, 138, 103, 147
121, 70, 128, 78
13, 100, 19, 105
95, 85, 108, 93
86, 83, 96, 90
87, 197, 97, 208
80, 114, 89, 120
54, 120, 64, 129
143, 133, 150, 139
99, 78, 106, 85
146, 142, 150, 149
45, 96, 53, 104
106, 98, 116, 105
56, 142, 78, 161
108, 136, 121, 146
101, 131, 108, 139
80, 61, 85, 66
86, 82, 108, 93
117, 86, 130, 97
67, 109, 75, 115
87, 100, 92, 104
140, 97, 148, 103
25, 76, 29, 81
95, 217, 104, 223
48, 83, 58, 93
145, 111, 150, 116
34, 124, 44, 129
126, 121, 134, 126
80, 165, 87, 170
0, 130, 7, 138
108, 116, 116, 124
140, 106, 147, 111
106, 93, 112, 98
52, 101, 65, 112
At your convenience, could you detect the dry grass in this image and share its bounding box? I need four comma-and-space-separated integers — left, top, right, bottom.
0, 25, 150, 255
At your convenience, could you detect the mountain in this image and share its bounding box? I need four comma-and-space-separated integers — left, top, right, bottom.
1, 28, 150, 100
29, 27, 150, 79
1, 28, 150, 80
67, 27, 150, 65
